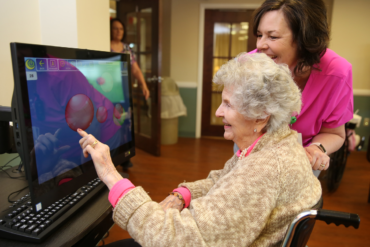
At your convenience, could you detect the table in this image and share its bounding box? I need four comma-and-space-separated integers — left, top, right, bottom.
0, 164, 114, 247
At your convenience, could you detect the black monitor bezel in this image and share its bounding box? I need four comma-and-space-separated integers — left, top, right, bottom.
10, 42, 135, 211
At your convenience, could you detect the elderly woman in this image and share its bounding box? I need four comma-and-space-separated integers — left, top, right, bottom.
234, 0, 354, 176
78, 53, 321, 247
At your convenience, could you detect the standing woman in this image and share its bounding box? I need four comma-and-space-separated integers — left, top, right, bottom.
111, 18, 150, 170
110, 18, 150, 100
235, 0, 353, 175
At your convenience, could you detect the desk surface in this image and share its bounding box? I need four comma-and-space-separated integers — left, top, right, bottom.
0, 165, 113, 247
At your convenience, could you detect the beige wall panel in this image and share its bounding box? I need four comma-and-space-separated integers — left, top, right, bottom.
203, 0, 261, 3
170, 0, 200, 83
39, 0, 78, 48
0, 0, 111, 107
77, 0, 110, 51
170, 0, 262, 85
329, 0, 370, 90
162, 0, 172, 77
0, 0, 42, 107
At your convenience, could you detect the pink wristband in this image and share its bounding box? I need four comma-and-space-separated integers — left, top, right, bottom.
173, 187, 191, 208
108, 179, 135, 207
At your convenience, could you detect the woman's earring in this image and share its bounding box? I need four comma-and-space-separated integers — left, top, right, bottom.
254, 128, 257, 133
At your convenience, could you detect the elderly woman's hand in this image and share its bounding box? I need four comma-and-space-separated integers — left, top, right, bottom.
77, 129, 123, 190
159, 195, 184, 212
304, 145, 330, 171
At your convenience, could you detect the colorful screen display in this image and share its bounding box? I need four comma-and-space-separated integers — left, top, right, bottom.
24, 57, 132, 184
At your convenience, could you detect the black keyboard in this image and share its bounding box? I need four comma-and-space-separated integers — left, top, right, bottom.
0, 177, 106, 243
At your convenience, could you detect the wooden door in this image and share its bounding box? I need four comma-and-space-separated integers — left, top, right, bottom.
201, 9, 256, 137
117, 0, 162, 156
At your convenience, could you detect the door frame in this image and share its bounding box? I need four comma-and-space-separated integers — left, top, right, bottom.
195, 3, 261, 138
116, 0, 162, 156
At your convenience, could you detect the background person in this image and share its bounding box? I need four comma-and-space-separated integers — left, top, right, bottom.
234, 0, 353, 176
110, 18, 150, 170
110, 18, 150, 100
78, 53, 321, 247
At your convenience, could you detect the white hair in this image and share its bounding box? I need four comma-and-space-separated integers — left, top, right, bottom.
213, 52, 302, 133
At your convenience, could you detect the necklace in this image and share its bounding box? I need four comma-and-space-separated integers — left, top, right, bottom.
239, 146, 250, 160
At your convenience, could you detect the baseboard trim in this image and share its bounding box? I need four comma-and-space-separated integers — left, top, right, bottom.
176, 82, 197, 88
353, 89, 370, 96
178, 131, 196, 138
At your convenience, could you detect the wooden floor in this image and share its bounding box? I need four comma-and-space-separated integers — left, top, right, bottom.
100, 137, 370, 246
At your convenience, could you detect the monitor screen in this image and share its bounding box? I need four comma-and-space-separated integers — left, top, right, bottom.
10, 43, 135, 211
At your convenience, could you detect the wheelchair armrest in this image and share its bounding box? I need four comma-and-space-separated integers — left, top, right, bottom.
316, 209, 360, 229
281, 209, 360, 247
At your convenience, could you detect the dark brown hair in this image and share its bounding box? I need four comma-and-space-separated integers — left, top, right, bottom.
253, 0, 329, 75
110, 18, 127, 42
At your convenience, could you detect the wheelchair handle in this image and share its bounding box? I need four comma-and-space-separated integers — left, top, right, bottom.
316, 209, 360, 229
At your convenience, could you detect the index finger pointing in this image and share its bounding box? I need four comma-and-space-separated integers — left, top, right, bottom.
77, 128, 88, 138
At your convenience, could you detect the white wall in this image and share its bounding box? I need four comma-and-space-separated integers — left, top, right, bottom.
329, 0, 370, 91
39, 0, 78, 48
170, 0, 200, 83
0, 0, 42, 107
76, 0, 110, 51
0, 0, 109, 107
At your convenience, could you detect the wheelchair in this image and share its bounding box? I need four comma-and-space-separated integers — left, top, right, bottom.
281, 197, 360, 247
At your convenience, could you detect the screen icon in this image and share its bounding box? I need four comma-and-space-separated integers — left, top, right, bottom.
68, 60, 76, 68
59, 60, 66, 69
26, 71, 38, 80
59, 59, 77, 70
36, 59, 47, 71
25, 59, 36, 70
48, 59, 58, 70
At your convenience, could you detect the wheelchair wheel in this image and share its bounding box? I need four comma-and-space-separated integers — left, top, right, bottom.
326, 135, 349, 192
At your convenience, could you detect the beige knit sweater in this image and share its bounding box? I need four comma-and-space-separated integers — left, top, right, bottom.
113, 125, 322, 247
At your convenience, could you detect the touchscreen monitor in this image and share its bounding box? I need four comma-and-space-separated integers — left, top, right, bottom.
10, 43, 135, 211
